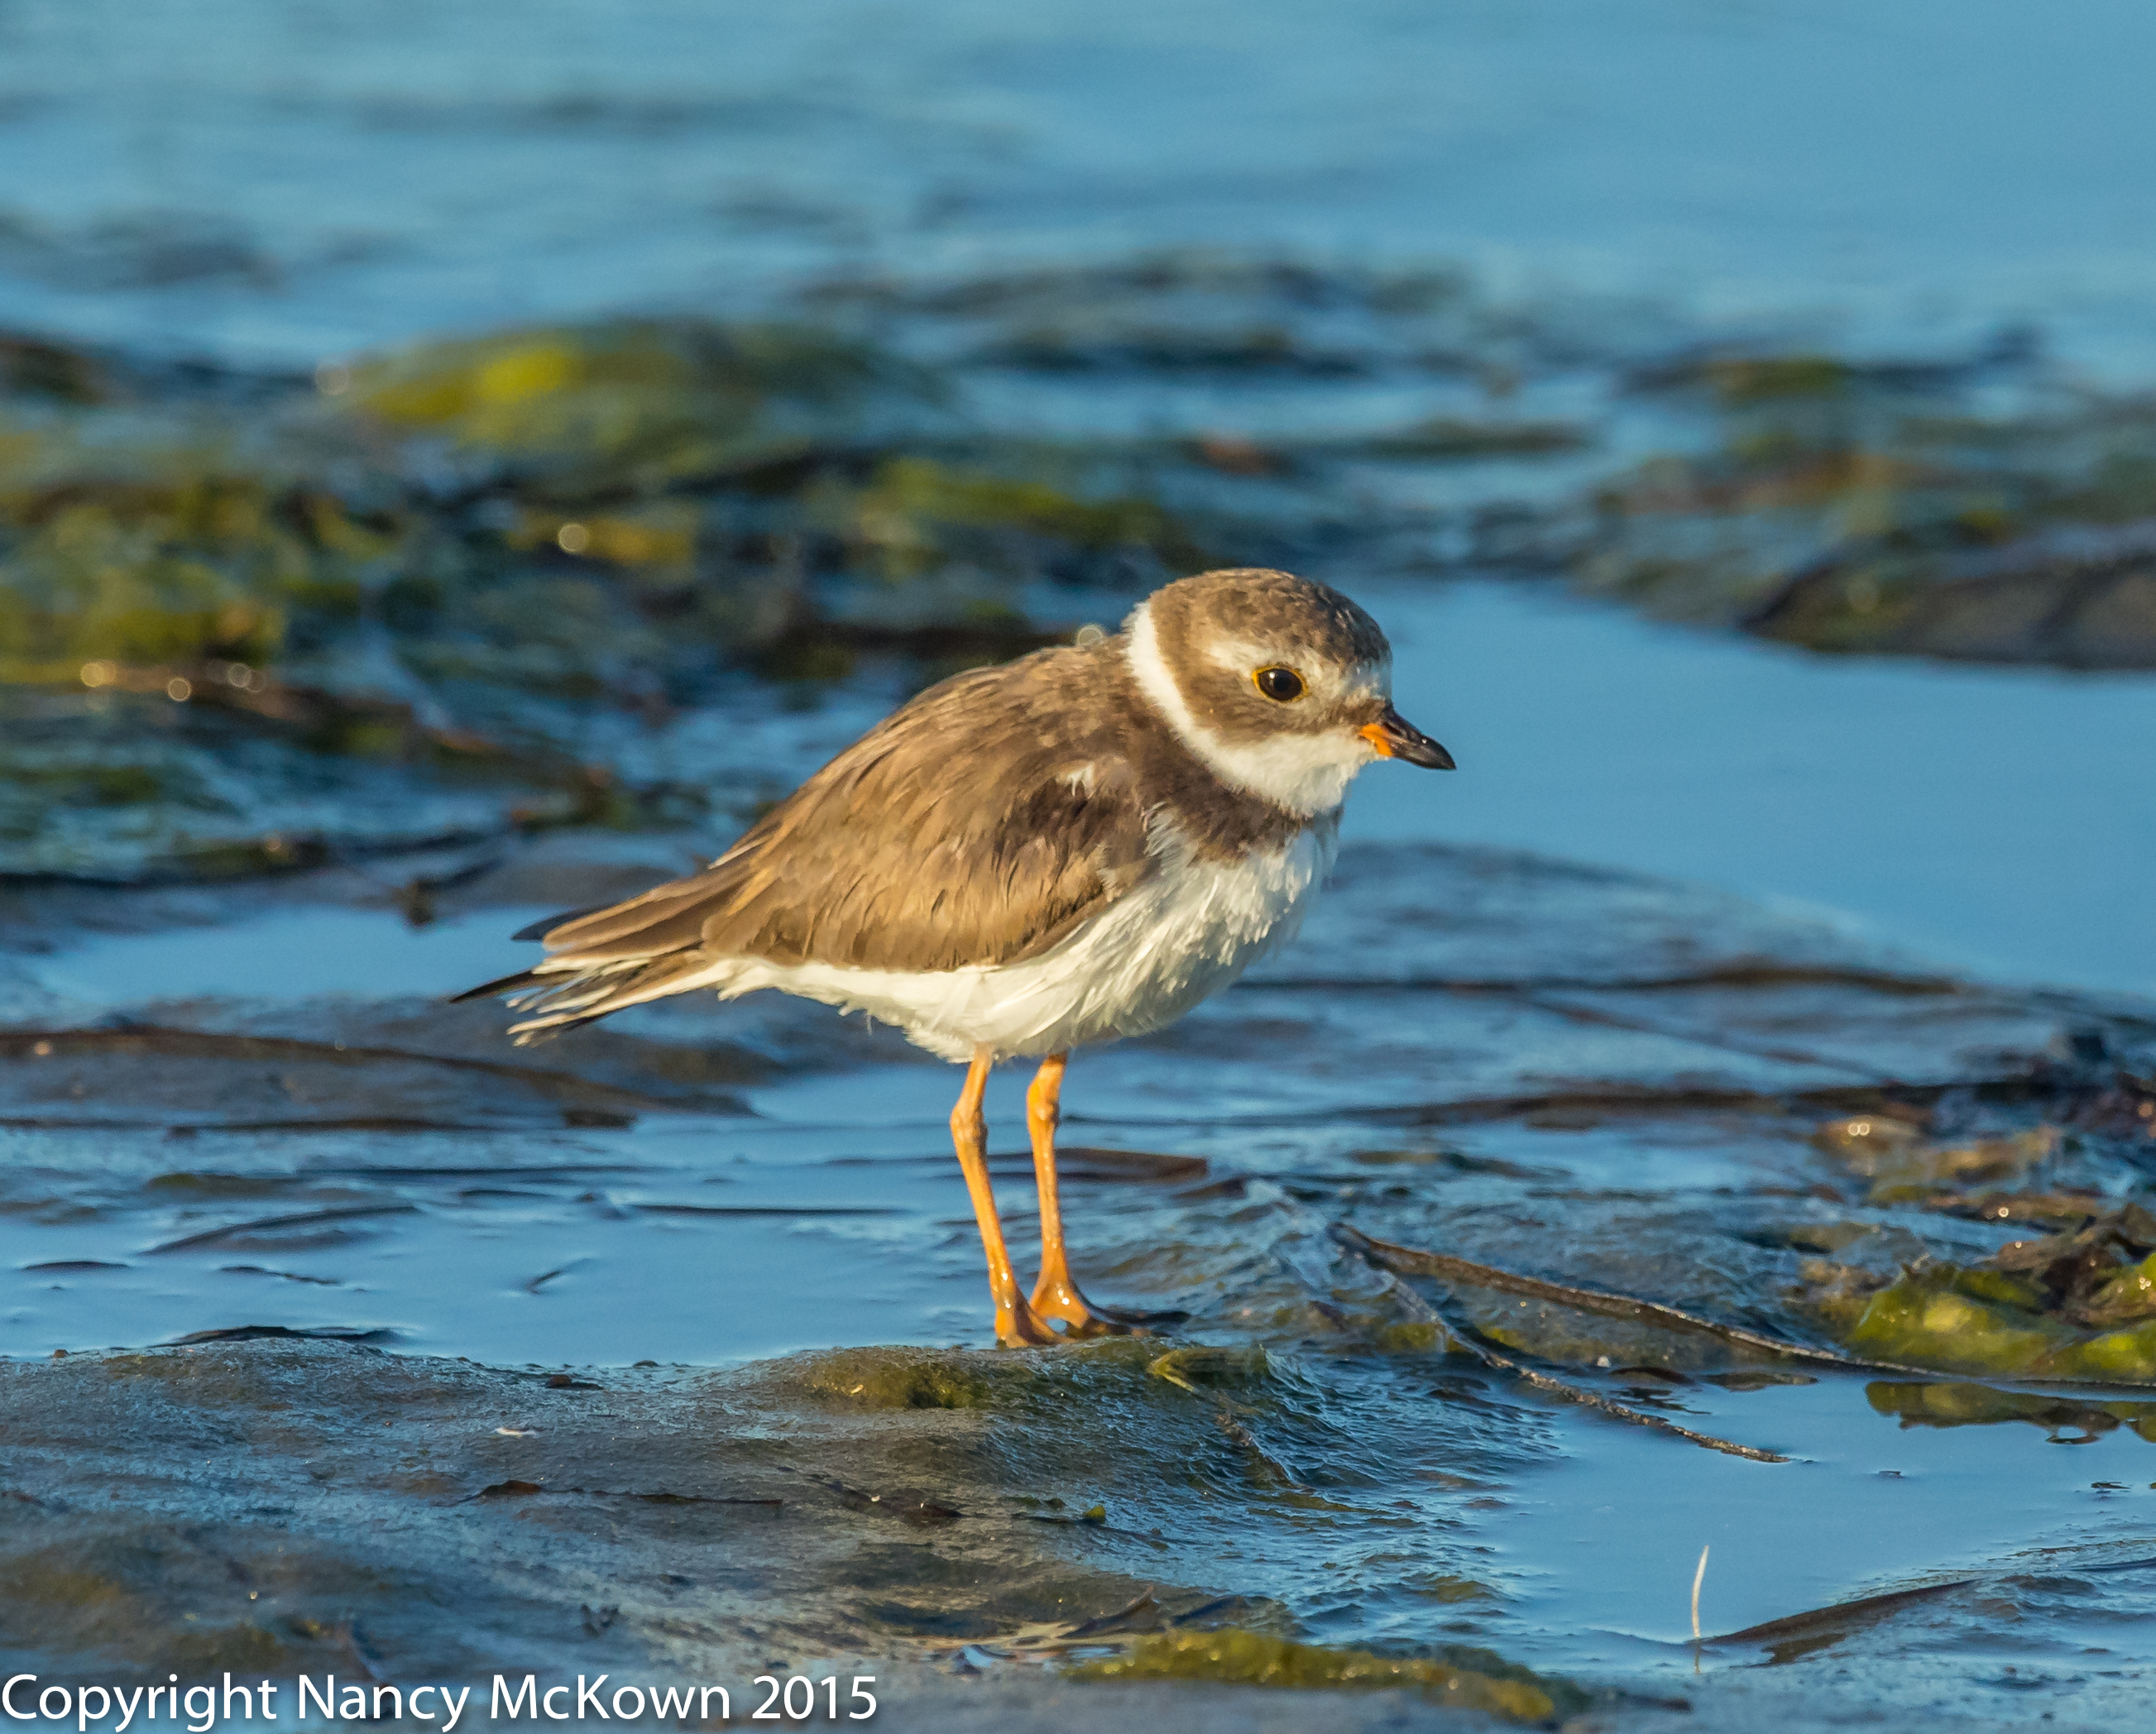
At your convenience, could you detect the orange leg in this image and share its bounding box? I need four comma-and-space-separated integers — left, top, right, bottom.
950, 1048, 1056, 1347
1024, 1053, 1139, 1338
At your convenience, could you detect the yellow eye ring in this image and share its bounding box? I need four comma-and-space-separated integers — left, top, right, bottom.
1253, 665, 1306, 702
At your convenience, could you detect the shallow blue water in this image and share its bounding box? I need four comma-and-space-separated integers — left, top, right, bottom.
1360, 582, 2156, 998
5, 6, 2156, 1716
7, 1, 2156, 373
11, 580, 2154, 1694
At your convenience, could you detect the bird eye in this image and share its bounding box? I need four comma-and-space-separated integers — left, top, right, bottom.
1253, 665, 1306, 702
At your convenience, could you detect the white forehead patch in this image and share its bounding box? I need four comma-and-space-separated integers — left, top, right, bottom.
1125, 603, 1387, 818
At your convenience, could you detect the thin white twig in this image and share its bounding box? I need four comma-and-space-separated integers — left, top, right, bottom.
1691, 1543, 1710, 1641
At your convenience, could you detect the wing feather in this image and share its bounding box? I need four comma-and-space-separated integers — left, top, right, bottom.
485, 644, 1153, 1027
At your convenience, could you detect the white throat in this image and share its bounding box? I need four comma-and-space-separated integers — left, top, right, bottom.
1124, 602, 1378, 818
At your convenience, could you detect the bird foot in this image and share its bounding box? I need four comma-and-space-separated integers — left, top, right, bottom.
994, 1294, 1062, 1348
1029, 1277, 1186, 1339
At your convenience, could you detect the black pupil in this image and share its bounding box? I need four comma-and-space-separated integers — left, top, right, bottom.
1257, 667, 1304, 702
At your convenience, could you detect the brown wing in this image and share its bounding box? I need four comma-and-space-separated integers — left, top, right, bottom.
468, 643, 1155, 1031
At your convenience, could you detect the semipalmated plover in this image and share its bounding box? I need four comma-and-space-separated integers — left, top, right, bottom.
459, 568, 1451, 1344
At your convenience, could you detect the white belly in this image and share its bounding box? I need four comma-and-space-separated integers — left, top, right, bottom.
709, 815, 1337, 1061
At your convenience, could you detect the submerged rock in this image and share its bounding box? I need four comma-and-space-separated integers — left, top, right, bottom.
1746, 520, 2156, 668
0, 1337, 1576, 1707
1582, 350, 2156, 667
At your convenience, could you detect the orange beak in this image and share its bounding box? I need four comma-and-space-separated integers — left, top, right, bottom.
1358, 706, 1455, 769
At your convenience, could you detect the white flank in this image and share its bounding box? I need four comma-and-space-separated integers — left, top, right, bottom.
1124, 601, 1387, 818
597, 812, 1339, 1062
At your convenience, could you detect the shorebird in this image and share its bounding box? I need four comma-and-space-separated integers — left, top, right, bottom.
458, 568, 1452, 1344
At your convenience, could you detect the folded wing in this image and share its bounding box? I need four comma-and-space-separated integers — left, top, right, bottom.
458, 648, 1153, 1037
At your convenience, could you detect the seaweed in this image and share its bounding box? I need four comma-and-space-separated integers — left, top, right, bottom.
1802, 1208, 2156, 1381
1066, 1628, 1579, 1720
339, 319, 937, 490
0, 322, 1235, 881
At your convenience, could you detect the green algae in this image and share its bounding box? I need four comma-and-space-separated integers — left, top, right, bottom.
1066, 1629, 1574, 1722
793, 1345, 1006, 1410
1835, 1271, 2078, 1376
21, 305, 2156, 891
0, 757, 169, 812
1823, 1267, 2156, 1383
0, 321, 1234, 879
982, 323, 1364, 376
839, 456, 1205, 585
0, 480, 310, 678
786, 1338, 1181, 1413
1147, 1344, 1274, 1393
1369, 1319, 1447, 1353
506, 500, 700, 572
2, 1534, 323, 1677
340, 318, 934, 491
1415, 1574, 1498, 1604
0, 398, 419, 687
2086, 1252, 2156, 1325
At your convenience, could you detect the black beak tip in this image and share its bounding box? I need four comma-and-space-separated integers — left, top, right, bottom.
1373, 707, 1454, 769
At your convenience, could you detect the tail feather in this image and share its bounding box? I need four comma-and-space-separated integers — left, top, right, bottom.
524, 863, 757, 964
459, 842, 765, 1033
449, 966, 546, 1004
501, 953, 730, 1042
530, 897, 723, 967
510, 903, 613, 943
